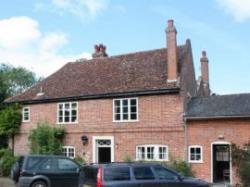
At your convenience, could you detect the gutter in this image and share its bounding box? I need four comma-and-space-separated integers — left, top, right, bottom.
5, 88, 180, 105
184, 115, 250, 121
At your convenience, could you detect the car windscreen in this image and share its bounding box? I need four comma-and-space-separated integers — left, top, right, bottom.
104, 167, 130, 181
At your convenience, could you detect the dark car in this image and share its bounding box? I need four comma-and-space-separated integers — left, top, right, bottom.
81, 163, 210, 187
11, 155, 83, 187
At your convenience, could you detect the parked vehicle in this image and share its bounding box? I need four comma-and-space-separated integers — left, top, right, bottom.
81, 163, 210, 187
11, 155, 83, 187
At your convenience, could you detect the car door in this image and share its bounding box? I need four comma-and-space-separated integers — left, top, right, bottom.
152, 166, 187, 187
53, 158, 80, 187
132, 166, 159, 187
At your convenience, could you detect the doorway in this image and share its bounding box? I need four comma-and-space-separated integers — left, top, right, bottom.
212, 144, 231, 183
92, 136, 114, 163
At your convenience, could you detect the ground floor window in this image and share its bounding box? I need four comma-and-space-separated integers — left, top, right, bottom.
136, 145, 168, 161
62, 146, 75, 158
188, 145, 202, 163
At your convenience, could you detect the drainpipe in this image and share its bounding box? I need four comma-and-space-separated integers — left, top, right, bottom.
183, 114, 189, 162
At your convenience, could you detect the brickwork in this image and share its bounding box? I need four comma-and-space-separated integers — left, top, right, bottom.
187, 119, 250, 185
15, 94, 185, 163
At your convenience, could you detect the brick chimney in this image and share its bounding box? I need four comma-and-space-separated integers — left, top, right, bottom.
92, 44, 108, 58
200, 50, 210, 96
166, 20, 177, 82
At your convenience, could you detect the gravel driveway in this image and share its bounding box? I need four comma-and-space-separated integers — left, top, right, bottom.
0, 177, 15, 187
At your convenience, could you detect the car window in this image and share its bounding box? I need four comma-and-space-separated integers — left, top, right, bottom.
57, 158, 78, 171
133, 166, 155, 180
26, 157, 46, 170
153, 166, 178, 180
104, 167, 130, 181
40, 158, 54, 170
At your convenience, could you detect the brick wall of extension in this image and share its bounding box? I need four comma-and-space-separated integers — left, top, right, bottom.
188, 119, 250, 184
14, 94, 186, 162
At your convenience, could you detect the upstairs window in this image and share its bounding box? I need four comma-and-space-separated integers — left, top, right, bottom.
189, 145, 203, 163
62, 146, 75, 158
136, 145, 168, 161
113, 98, 138, 122
57, 102, 78, 124
22, 107, 30, 122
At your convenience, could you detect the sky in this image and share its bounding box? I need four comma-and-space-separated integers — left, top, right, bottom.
0, 0, 249, 95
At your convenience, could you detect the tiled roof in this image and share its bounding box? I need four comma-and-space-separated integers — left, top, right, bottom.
185, 94, 250, 119
6, 45, 189, 103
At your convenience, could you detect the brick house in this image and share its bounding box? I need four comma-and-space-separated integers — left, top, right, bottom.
5, 20, 250, 185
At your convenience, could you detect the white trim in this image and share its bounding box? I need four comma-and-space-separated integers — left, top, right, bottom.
113, 98, 139, 122
62, 146, 76, 159
188, 145, 203, 163
135, 144, 169, 161
22, 107, 30, 122
210, 141, 232, 185
57, 102, 78, 124
92, 136, 114, 163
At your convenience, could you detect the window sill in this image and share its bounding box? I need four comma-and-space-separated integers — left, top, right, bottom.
189, 161, 204, 164
57, 122, 78, 125
113, 120, 139, 123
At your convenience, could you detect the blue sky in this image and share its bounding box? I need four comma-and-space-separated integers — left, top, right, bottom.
0, 0, 249, 94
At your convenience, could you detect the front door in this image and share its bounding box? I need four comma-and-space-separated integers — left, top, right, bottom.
94, 138, 113, 163
212, 144, 230, 183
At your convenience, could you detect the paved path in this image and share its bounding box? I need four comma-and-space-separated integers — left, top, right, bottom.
0, 177, 15, 187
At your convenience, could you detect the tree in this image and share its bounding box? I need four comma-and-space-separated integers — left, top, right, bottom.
0, 64, 38, 98
0, 104, 22, 154
28, 122, 65, 155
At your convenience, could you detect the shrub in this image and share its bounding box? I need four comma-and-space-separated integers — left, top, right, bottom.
168, 160, 194, 177
232, 141, 250, 186
75, 155, 86, 165
28, 122, 65, 155
123, 154, 133, 162
0, 148, 18, 176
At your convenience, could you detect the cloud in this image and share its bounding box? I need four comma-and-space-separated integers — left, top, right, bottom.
216, 0, 250, 22
36, 0, 108, 20
0, 16, 91, 77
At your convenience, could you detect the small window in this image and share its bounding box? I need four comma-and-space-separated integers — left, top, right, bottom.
104, 167, 130, 181
62, 146, 75, 158
153, 166, 178, 180
22, 107, 30, 122
189, 145, 203, 163
57, 158, 78, 171
136, 145, 168, 161
57, 102, 78, 124
113, 98, 138, 122
133, 166, 155, 180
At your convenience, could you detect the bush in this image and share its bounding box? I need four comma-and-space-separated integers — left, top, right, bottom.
75, 155, 86, 165
232, 141, 250, 186
168, 160, 194, 177
28, 122, 65, 155
0, 148, 18, 176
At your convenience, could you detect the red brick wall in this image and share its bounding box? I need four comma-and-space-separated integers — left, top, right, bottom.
15, 94, 185, 162
187, 119, 250, 185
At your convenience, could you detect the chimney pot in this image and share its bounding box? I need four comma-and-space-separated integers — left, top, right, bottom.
168, 19, 174, 27
92, 44, 108, 58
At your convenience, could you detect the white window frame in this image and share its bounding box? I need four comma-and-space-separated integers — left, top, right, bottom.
136, 144, 169, 161
22, 107, 30, 122
113, 98, 138, 122
62, 146, 75, 158
188, 145, 203, 163
57, 102, 78, 124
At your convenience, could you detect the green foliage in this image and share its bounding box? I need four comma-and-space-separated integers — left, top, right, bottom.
123, 154, 133, 162
28, 122, 65, 155
168, 160, 194, 177
0, 63, 38, 99
232, 141, 250, 186
0, 149, 18, 176
75, 155, 86, 165
0, 104, 21, 137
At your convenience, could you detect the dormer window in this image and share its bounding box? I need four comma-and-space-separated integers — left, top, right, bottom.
22, 107, 30, 122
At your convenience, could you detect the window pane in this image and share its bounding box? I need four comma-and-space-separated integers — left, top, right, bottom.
147, 147, 154, 160
71, 116, 77, 122
133, 167, 155, 180
115, 107, 120, 113
130, 99, 137, 106
104, 167, 130, 181
122, 99, 128, 106
114, 100, 120, 107
65, 116, 70, 122
65, 103, 70, 109
131, 106, 137, 113
115, 114, 120, 120
130, 113, 137, 120
59, 117, 63, 123
123, 114, 128, 120
71, 103, 77, 109
123, 106, 128, 113
59, 104, 63, 109
137, 147, 145, 160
